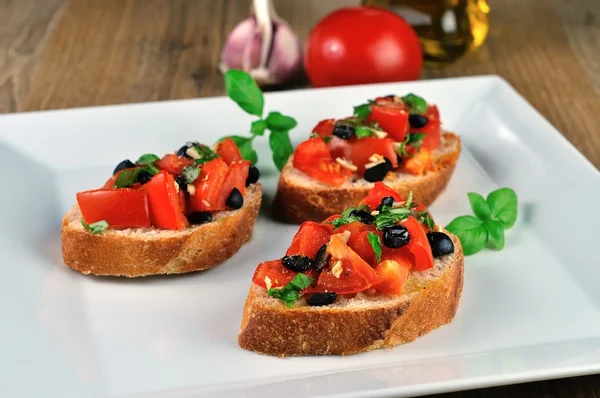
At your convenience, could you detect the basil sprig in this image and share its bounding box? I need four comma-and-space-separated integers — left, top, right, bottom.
114, 164, 159, 188
328, 205, 370, 230
220, 70, 297, 170
401, 93, 428, 115
367, 232, 382, 263
268, 273, 314, 308
192, 144, 219, 165
81, 219, 109, 234
353, 100, 374, 119
396, 133, 427, 157
446, 188, 518, 255
136, 153, 159, 165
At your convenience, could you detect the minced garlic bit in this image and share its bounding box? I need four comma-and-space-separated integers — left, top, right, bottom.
335, 157, 358, 172
202, 199, 211, 207
174, 181, 180, 193
186, 146, 201, 159
187, 184, 196, 196
371, 210, 380, 216
264, 275, 272, 291
373, 130, 387, 139
368, 153, 384, 163
332, 261, 343, 278
332, 230, 351, 244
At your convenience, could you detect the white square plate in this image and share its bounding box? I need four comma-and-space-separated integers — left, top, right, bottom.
2, 76, 600, 398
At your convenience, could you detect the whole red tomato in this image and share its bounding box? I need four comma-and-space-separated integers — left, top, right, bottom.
305, 7, 422, 87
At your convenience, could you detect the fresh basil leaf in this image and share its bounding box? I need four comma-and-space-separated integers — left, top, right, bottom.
401, 93, 428, 115
367, 232, 382, 263
310, 132, 319, 139
265, 111, 297, 131
114, 168, 138, 188
136, 153, 159, 165
355, 126, 375, 139
145, 164, 159, 175
219, 135, 257, 164
182, 166, 199, 183
484, 219, 505, 250
192, 145, 219, 165
81, 219, 109, 234
414, 210, 435, 231
468, 192, 492, 220
250, 119, 268, 136
268, 130, 294, 171
446, 215, 488, 255
487, 187, 518, 228
268, 273, 314, 308
353, 103, 372, 119
224, 70, 264, 117
323, 135, 333, 144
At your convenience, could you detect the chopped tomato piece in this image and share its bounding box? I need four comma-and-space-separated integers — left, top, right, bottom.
327, 136, 352, 160
293, 138, 351, 187
77, 189, 150, 228
156, 154, 193, 175
368, 104, 410, 142
286, 221, 332, 258
412, 105, 441, 151
216, 160, 250, 209
312, 235, 380, 294
348, 137, 398, 173
142, 171, 188, 230
189, 158, 229, 212
360, 182, 403, 210
178, 189, 187, 215
404, 149, 431, 175
374, 258, 411, 295
312, 119, 335, 138
217, 138, 243, 165
347, 230, 380, 267
403, 216, 434, 271
252, 259, 296, 289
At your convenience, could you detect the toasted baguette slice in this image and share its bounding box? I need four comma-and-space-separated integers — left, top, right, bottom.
274, 133, 461, 223
238, 230, 463, 356
61, 184, 262, 277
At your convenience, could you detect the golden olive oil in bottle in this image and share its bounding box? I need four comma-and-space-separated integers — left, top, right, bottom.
362, 0, 490, 66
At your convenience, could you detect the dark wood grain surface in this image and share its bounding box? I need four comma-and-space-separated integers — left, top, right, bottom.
1, 0, 599, 396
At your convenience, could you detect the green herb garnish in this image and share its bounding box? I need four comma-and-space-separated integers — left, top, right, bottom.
367, 232, 382, 263
182, 165, 200, 183
327, 205, 370, 229
268, 273, 314, 308
396, 133, 427, 157
355, 125, 376, 139
81, 219, 109, 234
221, 70, 297, 170
192, 145, 219, 165
353, 101, 373, 119
323, 135, 333, 144
113, 165, 159, 188
374, 207, 411, 229
136, 153, 159, 165
446, 188, 518, 255
401, 93, 428, 115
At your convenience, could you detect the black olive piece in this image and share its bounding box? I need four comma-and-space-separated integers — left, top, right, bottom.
349, 209, 375, 224
384, 94, 396, 99
113, 159, 135, 175
175, 175, 188, 192
376, 196, 395, 212
314, 244, 329, 272
177, 145, 192, 158
245, 165, 260, 186
332, 124, 356, 140
363, 157, 392, 182
427, 232, 455, 257
307, 292, 337, 306
136, 171, 153, 185
226, 187, 243, 209
383, 225, 410, 249
282, 255, 315, 272
408, 114, 429, 128
187, 211, 212, 224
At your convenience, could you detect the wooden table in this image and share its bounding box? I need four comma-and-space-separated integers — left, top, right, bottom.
2, 0, 599, 396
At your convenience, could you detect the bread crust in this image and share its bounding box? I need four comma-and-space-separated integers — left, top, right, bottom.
61, 184, 262, 277
273, 133, 461, 224
238, 231, 464, 356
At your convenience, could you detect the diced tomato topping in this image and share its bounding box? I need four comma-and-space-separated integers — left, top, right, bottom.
216, 160, 250, 209
217, 138, 243, 165
293, 138, 351, 187
412, 105, 441, 151
403, 216, 434, 271
178, 189, 187, 215
77, 189, 150, 228
347, 230, 379, 267
360, 182, 403, 210
404, 149, 431, 176
252, 259, 297, 289
142, 171, 188, 230
156, 154, 193, 175
374, 258, 411, 295
368, 104, 410, 142
348, 137, 398, 173
189, 158, 229, 212
311, 235, 380, 294
286, 221, 332, 258
327, 136, 352, 160
312, 119, 335, 138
